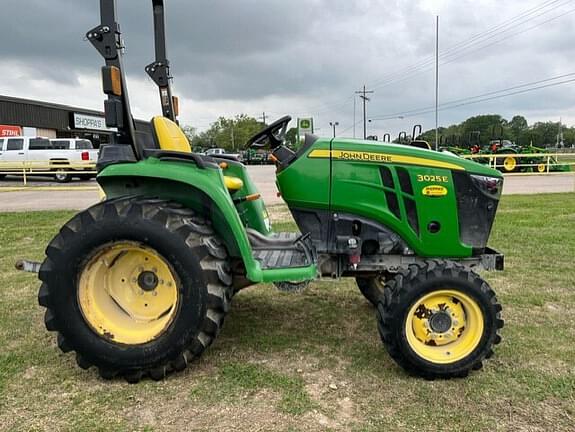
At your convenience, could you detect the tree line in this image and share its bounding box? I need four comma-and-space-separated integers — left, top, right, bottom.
182, 115, 301, 152
183, 113, 574, 151
416, 114, 573, 148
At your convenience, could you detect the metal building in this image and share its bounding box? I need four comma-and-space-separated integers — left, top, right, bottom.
0, 95, 150, 148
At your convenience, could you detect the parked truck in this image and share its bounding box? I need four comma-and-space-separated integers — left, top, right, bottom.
0, 137, 98, 182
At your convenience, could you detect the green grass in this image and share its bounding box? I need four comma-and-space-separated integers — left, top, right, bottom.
1, 194, 574, 431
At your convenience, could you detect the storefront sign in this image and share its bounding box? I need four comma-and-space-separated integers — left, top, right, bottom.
0, 125, 23, 137
73, 113, 113, 132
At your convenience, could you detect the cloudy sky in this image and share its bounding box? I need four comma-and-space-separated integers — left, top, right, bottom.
1, 0, 574, 139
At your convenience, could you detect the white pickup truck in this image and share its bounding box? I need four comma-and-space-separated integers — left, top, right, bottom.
0, 137, 98, 182
204, 147, 241, 161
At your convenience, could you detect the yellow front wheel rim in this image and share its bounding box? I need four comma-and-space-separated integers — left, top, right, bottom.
78, 242, 179, 345
503, 156, 516, 171
537, 163, 546, 173
405, 290, 484, 364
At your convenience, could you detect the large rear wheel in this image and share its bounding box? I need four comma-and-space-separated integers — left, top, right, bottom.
376, 260, 503, 379
38, 197, 233, 382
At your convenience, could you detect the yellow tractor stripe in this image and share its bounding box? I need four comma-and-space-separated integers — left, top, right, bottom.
308, 149, 465, 171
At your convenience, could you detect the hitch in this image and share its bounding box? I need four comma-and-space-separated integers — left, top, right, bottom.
15, 260, 41, 273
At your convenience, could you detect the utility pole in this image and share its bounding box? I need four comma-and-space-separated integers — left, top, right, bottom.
356, 85, 374, 139
230, 121, 235, 150
329, 121, 339, 138
353, 96, 357, 139
435, 15, 440, 151
260, 112, 267, 125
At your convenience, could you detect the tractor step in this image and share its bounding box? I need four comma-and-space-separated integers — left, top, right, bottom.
247, 230, 317, 270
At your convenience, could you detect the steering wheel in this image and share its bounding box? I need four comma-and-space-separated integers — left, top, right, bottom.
246, 115, 291, 150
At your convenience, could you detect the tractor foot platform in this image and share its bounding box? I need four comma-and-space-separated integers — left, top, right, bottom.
247, 230, 317, 270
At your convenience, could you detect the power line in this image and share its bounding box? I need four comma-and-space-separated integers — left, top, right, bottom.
368, 0, 573, 91
292, 0, 573, 124
371, 72, 575, 119
370, 75, 575, 120
363, 4, 575, 95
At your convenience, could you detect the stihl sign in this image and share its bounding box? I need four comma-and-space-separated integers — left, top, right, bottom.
0, 125, 22, 137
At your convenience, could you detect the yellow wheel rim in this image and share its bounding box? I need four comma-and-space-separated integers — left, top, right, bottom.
405, 290, 484, 364
78, 242, 179, 345
537, 163, 546, 173
503, 156, 516, 171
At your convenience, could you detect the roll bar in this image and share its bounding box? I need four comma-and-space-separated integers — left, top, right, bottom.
86, 0, 139, 157
145, 0, 177, 122
86, 0, 178, 160
412, 124, 422, 141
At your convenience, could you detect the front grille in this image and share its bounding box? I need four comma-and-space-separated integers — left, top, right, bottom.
453, 172, 499, 250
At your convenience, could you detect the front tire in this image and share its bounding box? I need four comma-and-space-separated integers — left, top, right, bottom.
38, 197, 233, 382
377, 260, 503, 379
355, 275, 387, 306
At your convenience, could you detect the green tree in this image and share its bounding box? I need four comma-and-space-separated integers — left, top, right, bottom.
508, 115, 528, 145
460, 114, 508, 146
190, 115, 265, 151
285, 127, 298, 149
530, 122, 560, 148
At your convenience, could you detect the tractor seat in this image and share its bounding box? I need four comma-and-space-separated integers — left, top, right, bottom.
151, 116, 243, 192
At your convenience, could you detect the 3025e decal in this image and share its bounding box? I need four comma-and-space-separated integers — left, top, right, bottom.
417, 174, 449, 183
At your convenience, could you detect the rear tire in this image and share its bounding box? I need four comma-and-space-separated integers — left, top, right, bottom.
495, 154, 518, 173
376, 260, 503, 379
38, 196, 233, 382
54, 169, 72, 183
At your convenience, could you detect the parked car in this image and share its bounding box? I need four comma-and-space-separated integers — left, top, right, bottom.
0, 137, 98, 182
203, 147, 241, 161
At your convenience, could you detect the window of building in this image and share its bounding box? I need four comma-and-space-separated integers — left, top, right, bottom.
0, 139, 4, 151
6, 139, 24, 151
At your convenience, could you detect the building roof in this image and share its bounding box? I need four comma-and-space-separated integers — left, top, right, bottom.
0, 94, 104, 117
0, 94, 149, 131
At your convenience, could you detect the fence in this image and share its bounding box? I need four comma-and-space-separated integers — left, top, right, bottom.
458, 152, 574, 175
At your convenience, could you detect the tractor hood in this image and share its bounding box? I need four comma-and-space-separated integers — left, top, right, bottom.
328, 138, 503, 178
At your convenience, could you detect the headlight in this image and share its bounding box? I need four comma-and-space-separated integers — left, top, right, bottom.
470, 174, 503, 199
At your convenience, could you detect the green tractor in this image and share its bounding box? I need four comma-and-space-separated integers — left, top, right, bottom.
37, 0, 504, 383
483, 126, 569, 173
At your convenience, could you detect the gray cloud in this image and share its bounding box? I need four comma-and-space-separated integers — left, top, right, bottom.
1, 0, 575, 136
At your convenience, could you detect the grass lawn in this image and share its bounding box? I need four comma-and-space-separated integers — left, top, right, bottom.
0, 193, 574, 431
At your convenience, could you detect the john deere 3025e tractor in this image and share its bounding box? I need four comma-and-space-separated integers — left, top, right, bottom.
37, 0, 504, 383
